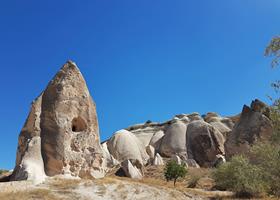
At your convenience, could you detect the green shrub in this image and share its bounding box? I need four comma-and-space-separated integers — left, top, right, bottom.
212, 155, 266, 198
250, 142, 280, 196
164, 160, 187, 187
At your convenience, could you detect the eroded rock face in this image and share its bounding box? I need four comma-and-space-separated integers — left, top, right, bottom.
12, 61, 105, 182
171, 155, 182, 165
40, 61, 104, 178
101, 142, 119, 169
225, 100, 273, 159
159, 120, 187, 157
10, 95, 46, 184
149, 130, 164, 151
146, 145, 155, 160
187, 120, 225, 167
203, 113, 234, 136
153, 153, 164, 166
107, 129, 149, 166
121, 160, 143, 179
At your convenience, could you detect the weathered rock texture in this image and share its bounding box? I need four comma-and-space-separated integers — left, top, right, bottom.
121, 160, 143, 179
12, 61, 105, 183
187, 120, 225, 167
111, 113, 232, 168
10, 95, 46, 184
225, 99, 273, 158
160, 120, 187, 157
153, 153, 164, 166
107, 129, 149, 167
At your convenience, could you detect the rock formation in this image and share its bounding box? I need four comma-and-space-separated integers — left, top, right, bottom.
203, 112, 233, 136
10, 95, 46, 184
107, 129, 149, 167
111, 112, 233, 169
171, 155, 182, 165
159, 120, 187, 157
187, 120, 225, 167
146, 145, 155, 160
153, 153, 164, 166
225, 99, 273, 158
11, 61, 105, 183
121, 160, 143, 179
11, 60, 274, 182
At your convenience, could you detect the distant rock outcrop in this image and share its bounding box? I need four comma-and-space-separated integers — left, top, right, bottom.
225, 99, 273, 158
11, 61, 106, 183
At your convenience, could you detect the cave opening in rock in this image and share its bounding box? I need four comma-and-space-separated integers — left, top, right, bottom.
71, 117, 87, 132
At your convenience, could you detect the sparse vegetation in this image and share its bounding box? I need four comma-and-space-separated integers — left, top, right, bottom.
250, 142, 280, 196
265, 36, 280, 68
212, 36, 280, 199
164, 161, 187, 187
0, 169, 8, 175
0, 189, 58, 200
213, 155, 267, 198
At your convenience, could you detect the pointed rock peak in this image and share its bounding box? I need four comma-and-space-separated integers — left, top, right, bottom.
46, 60, 87, 91
61, 60, 79, 71
58, 60, 82, 76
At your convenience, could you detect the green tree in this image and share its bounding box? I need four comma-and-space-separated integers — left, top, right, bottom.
164, 160, 187, 187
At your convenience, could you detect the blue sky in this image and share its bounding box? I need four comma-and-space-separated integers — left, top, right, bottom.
0, 0, 280, 169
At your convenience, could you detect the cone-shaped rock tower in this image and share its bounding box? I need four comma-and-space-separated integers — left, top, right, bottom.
11, 61, 105, 184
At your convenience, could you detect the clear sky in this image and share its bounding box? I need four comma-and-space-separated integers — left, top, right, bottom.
0, 0, 280, 169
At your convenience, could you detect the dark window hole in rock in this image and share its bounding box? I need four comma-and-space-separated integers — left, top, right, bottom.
72, 117, 87, 132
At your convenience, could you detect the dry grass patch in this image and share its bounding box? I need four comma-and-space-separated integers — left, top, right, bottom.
0, 188, 59, 200
48, 178, 82, 190
94, 176, 118, 185
111, 166, 235, 199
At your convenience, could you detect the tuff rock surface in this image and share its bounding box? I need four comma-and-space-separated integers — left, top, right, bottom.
107, 129, 149, 167
153, 153, 164, 166
10, 94, 46, 184
225, 99, 273, 158
186, 120, 225, 167
121, 160, 143, 179
12, 61, 105, 183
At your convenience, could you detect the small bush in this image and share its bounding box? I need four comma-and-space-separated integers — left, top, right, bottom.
164, 160, 187, 187
250, 142, 280, 196
212, 155, 266, 198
